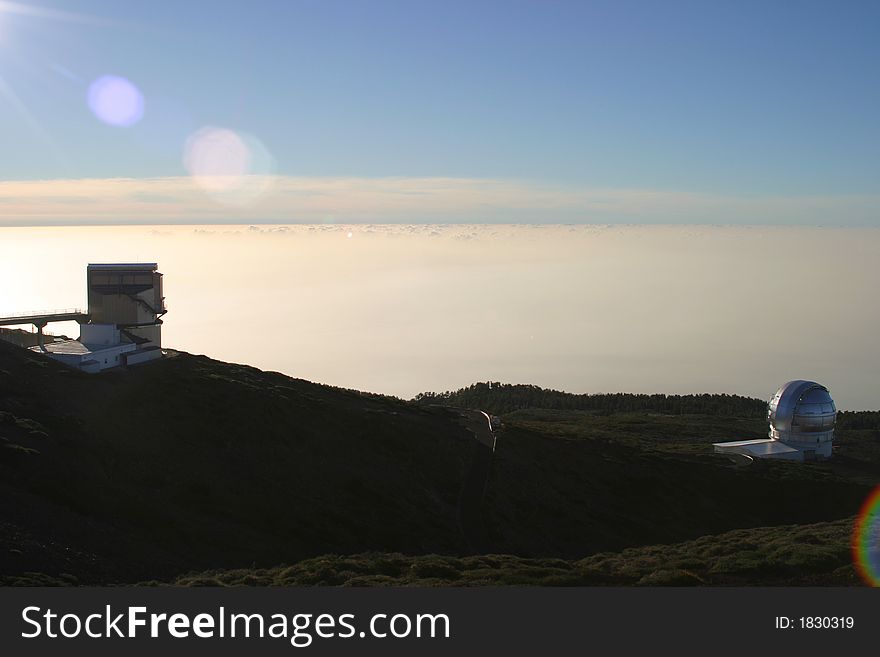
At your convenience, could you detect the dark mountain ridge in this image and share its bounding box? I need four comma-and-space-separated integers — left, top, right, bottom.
0, 341, 471, 582
1, 340, 876, 585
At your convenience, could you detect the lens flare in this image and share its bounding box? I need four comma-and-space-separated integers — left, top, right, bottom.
853, 486, 880, 586
87, 75, 144, 126
183, 127, 250, 187
183, 126, 275, 205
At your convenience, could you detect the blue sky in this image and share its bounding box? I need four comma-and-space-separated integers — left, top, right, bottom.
0, 0, 878, 224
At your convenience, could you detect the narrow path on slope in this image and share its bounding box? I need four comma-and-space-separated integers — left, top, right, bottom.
457, 410, 496, 553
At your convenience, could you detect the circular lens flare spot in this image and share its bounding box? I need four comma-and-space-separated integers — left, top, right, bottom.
853, 486, 880, 586
87, 76, 144, 126
183, 126, 275, 205
184, 127, 250, 189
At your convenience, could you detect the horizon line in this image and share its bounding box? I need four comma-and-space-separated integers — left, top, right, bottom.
1, 175, 878, 227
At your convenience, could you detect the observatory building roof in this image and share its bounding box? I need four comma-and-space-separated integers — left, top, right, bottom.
768, 380, 836, 434
712, 438, 800, 457
38, 339, 92, 355
87, 263, 158, 270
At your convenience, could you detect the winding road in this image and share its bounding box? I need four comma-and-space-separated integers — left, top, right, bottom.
456, 410, 498, 553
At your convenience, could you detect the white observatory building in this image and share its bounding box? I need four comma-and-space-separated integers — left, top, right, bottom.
0, 263, 166, 373
714, 380, 837, 462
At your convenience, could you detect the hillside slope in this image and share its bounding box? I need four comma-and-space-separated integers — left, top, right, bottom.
0, 342, 472, 583
166, 517, 861, 587
480, 412, 871, 558
1, 342, 876, 585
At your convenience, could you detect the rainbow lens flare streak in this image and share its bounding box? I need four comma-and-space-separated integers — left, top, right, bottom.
853, 486, 880, 586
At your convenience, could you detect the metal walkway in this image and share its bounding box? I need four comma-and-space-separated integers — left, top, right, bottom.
0, 309, 90, 327
0, 309, 90, 352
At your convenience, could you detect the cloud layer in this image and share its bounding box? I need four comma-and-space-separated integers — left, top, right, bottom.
0, 176, 877, 226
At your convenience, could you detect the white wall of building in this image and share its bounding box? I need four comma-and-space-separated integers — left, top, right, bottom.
39, 342, 137, 372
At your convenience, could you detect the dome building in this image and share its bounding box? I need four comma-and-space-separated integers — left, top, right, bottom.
714, 380, 837, 462
767, 380, 836, 458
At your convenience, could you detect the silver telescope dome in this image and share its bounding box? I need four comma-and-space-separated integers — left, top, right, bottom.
768, 380, 836, 450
